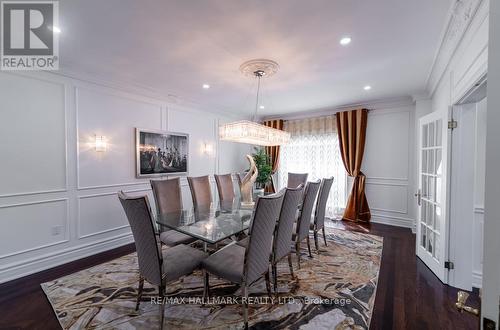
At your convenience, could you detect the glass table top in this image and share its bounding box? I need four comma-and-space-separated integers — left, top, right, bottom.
155, 199, 255, 244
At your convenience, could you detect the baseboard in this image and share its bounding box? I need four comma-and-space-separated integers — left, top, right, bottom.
371, 213, 415, 229
0, 233, 134, 284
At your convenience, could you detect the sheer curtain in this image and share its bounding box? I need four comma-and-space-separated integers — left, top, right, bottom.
278, 115, 346, 218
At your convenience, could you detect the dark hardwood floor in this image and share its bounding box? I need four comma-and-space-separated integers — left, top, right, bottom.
0, 222, 480, 330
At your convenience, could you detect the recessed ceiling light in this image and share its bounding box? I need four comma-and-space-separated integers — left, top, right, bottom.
50, 26, 61, 33
259, 105, 265, 109
364, 85, 372, 91
340, 37, 351, 46
202, 84, 210, 89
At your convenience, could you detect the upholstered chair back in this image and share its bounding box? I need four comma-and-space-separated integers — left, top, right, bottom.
287, 172, 309, 189
314, 177, 334, 230
187, 175, 212, 210
296, 180, 321, 241
118, 192, 162, 286
274, 185, 304, 262
150, 177, 183, 214
244, 191, 285, 284
214, 174, 235, 204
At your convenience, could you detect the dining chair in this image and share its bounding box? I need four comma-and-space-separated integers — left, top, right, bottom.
271, 184, 304, 293
287, 172, 308, 189
214, 173, 235, 206
311, 177, 334, 253
187, 175, 212, 210
235, 184, 303, 287
117, 192, 206, 320
292, 180, 321, 268
201, 191, 285, 329
150, 178, 197, 247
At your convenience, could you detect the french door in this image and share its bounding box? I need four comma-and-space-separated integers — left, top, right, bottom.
416, 111, 450, 283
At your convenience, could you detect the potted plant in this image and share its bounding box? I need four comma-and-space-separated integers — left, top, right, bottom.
252, 147, 272, 196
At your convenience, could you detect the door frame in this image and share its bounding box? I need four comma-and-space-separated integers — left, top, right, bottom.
447, 77, 488, 290
448, 103, 477, 290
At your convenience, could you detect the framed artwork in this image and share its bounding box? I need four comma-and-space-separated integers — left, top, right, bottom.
136, 128, 189, 178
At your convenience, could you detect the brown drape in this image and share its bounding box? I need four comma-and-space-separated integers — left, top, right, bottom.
336, 109, 371, 222
263, 119, 284, 193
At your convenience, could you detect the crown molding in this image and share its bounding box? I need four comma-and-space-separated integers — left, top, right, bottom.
51, 66, 244, 120
425, 0, 484, 96
411, 93, 431, 102
263, 96, 414, 121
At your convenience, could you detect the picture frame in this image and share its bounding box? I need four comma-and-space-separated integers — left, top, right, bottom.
135, 128, 189, 178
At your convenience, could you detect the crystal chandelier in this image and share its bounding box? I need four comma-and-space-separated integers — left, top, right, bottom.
219, 59, 290, 146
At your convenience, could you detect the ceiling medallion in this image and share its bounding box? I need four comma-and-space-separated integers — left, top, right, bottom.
239, 59, 280, 78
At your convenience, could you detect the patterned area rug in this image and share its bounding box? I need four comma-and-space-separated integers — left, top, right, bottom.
41, 228, 382, 329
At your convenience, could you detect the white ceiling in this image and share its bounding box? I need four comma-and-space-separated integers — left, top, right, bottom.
59, 0, 452, 116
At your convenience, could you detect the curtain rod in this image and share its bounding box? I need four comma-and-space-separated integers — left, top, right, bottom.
269, 108, 371, 123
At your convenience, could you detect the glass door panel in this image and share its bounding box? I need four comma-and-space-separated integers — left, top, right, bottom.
417, 111, 449, 283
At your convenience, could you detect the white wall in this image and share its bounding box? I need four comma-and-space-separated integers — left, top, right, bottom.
364, 103, 416, 229
482, 0, 500, 325
0, 71, 250, 284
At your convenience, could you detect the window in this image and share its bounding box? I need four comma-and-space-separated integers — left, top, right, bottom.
278, 116, 346, 218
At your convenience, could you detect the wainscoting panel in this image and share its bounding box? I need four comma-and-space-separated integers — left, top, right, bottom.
167, 105, 217, 177
0, 199, 69, 259
364, 109, 410, 180
0, 72, 67, 197
78, 192, 132, 240
472, 205, 484, 288
76, 87, 163, 190
365, 182, 408, 215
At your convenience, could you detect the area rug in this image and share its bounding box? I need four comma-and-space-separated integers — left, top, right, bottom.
41, 228, 383, 329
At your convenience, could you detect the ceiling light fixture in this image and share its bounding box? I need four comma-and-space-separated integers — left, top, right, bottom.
259, 105, 265, 109
219, 59, 290, 146
340, 37, 351, 45
364, 85, 372, 91
202, 84, 210, 89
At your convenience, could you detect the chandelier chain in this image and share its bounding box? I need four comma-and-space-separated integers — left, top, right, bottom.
253, 72, 262, 122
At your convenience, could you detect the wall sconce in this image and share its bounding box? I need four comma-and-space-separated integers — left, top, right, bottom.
203, 142, 214, 155
95, 135, 107, 152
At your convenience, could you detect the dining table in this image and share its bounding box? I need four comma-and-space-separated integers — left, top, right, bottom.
155, 199, 255, 252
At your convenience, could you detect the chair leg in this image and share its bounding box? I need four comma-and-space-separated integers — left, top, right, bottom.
287, 253, 295, 278
158, 285, 165, 330
243, 285, 249, 330
313, 230, 320, 253
272, 264, 278, 293
203, 271, 210, 299
295, 241, 301, 269
322, 227, 328, 246
264, 271, 272, 296
135, 275, 144, 311
306, 236, 313, 258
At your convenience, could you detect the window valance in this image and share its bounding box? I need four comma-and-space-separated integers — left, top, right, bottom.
284, 115, 337, 137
